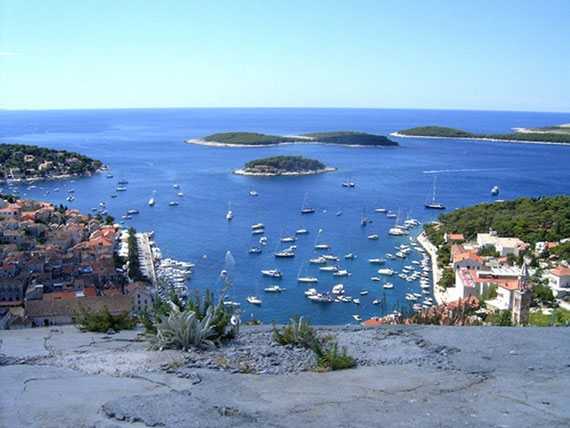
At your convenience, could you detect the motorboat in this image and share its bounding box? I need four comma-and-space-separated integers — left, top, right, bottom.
127, 209, 139, 215
264, 286, 284, 293
319, 266, 339, 272
344, 253, 357, 260
368, 258, 385, 264
111, 194, 117, 198
336, 211, 342, 216
121, 215, 132, 220
261, 269, 283, 278
296, 229, 309, 234
388, 228, 408, 236
323, 254, 340, 262
372, 299, 380, 305
116, 187, 127, 192
281, 236, 296, 243
106, 174, 114, 178
173, 184, 180, 189
353, 299, 361, 305
386, 253, 396, 259
250, 190, 258, 196
360, 290, 368, 295
274, 251, 295, 258
252, 229, 264, 235
333, 269, 350, 277
308, 293, 335, 303
118, 179, 129, 185
297, 277, 319, 283
353, 315, 362, 322
309, 256, 327, 264
383, 282, 394, 289
368, 234, 379, 240
332, 284, 345, 295
304, 288, 318, 296
314, 244, 330, 250
169, 201, 179, 206
66, 196, 74, 202
377, 268, 395, 276
371, 276, 381, 281
246, 296, 262, 305
259, 237, 267, 245
251, 223, 265, 230
375, 208, 387, 213
148, 198, 155, 206
491, 185, 500, 196
386, 212, 397, 218
249, 247, 262, 254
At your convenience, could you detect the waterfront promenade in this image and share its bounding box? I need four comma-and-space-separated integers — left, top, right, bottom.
136, 232, 156, 284
417, 232, 447, 305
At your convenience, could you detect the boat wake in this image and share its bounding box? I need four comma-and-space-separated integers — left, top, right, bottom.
423, 167, 512, 174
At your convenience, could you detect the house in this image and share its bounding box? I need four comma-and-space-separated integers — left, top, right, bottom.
0, 204, 22, 219
126, 282, 154, 313
548, 266, 570, 298
0, 278, 27, 302
25, 294, 132, 326
444, 233, 465, 244
476, 231, 526, 257
453, 251, 483, 271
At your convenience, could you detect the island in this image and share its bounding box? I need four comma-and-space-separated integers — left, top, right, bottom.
392, 125, 570, 145
187, 131, 398, 147
0, 144, 106, 182
233, 155, 335, 176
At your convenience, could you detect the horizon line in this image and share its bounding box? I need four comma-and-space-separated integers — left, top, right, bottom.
1, 106, 569, 115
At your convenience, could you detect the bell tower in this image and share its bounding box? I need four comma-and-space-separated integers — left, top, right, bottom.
511, 262, 531, 326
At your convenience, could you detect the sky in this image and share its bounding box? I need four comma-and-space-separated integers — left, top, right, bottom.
1, 0, 569, 112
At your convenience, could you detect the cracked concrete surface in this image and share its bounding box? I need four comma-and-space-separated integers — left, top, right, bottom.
1, 325, 569, 427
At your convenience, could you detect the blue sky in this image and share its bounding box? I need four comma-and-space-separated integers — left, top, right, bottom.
1, 0, 569, 111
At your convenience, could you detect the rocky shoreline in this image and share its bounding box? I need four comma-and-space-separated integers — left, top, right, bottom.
390, 132, 570, 146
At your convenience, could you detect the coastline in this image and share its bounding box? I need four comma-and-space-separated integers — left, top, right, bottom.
0, 167, 107, 184
233, 167, 336, 177
389, 132, 570, 146
416, 231, 447, 306
185, 138, 395, 148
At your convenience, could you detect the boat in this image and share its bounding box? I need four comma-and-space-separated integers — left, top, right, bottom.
66, 196, 74, 202
259, 236, 268, 245
371, 276, 381, 281
424, 176, 446, 209
336, 211, 342, 216
368, 258, 385, 264
309, 256, 327, 264
304, 288, 318, 296
251, 223, 265, 230
118, 179, 129, 185
252, 229, 264, 235
249, 247, 262, 254
491, 185, 500, 196
344, 253, 356, 260
361, 207, 368, 226
377, 268, 395, 276
296, 229, 309, 234
261, 269, 283, 278
301, 193, 315, 214
314, 244, 330, 250
173, 184, 180, 189
383, 282, 394, 289
308, 293, 335, 303
322, 254, 340, 261
360, 290, 368, 295
116, 187, 127, 192
353, 299, 361, 305
127, 209, 139, 215
386, 253, 396, 259
246, 296, 262, 305
388, 227, 408, 236
353, 315, 362, 322
106, 174, 114, 178
264, 285, 284, 293
332, 284, 345, 295
274, 251, 295, 258
297, 276, 319, 283
319, 266, 339, 272
148, 197, 155, 206
111, 193, 117, 198
333, 269, 350, 277
368, 234, 379, 240
375, 208, 387, 213
372, 299, 380, 305
386, 212, 397, 218
226, 201, 233, 221
341, 173, 356, 188
281, 236, 296, 243
68, 189, 74, 193
121, 215, 132, 220
250, 189, 258, 196
178, 192, 184, 197
169, 201, 179, 206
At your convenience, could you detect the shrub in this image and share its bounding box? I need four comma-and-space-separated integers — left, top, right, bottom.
312, 340, 357, 371
75, 305, 137, 332
272, 315, 316, 348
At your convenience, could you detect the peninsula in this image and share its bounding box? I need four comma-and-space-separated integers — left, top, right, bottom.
0, 144, 106, 182
233, 155, 335, 176
187, 131, 398, 147
392, 125, 570, 145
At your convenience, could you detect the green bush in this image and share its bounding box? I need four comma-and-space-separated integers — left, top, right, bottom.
312, 340, 357, 371
439, 268, 455, 289
75, 305, 137, 332
272, 315, 316, 348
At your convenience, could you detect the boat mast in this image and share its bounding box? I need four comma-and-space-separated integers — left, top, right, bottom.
432, 176, 437, 204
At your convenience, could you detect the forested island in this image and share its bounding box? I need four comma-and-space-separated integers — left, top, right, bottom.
425, 195, 570, 247
187, 131, 398, 147
234, 155, 335, 176
0, 144, 106, 182
393, 125, 570, 145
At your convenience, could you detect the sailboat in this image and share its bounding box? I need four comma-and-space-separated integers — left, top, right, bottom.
424, 176, 445, 209
341, 173, 355, 188
226, 200, 233, 220
301, 192, 315, 214
148, 190, 156, 206
313, 229, 330, 250
297, 262, 319, 283
361, 207, 368, 226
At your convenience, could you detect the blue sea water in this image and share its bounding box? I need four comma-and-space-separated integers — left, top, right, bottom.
1, 108, 569, 324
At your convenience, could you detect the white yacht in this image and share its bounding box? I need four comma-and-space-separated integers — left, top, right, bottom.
344, 253, 357, 260
377, 268, 395, 276
169, 201, 179, 206
251, 223, 265, 230
375, 208, 387, 213
261, 269, 283, 278
322, 254, 340, 262
332, 284, 345, 295
304, 288, 318, 296
371, 276, 381, 281
296, 229, 309, 234
353, 299, 361, 305
360, 290, 368, 295
333, 269, 350, 277
491, 185, 500, 196
116, 187, 127, 192
309, 256, 327, 264
281, 236, 296, 243
368, 234, 379, 240
250, 189, 258, 196
383, 282, 394, 289
264, 285, 284, 293
148, 197, 155, 206
314, 244, 330, 250
388, 227, 408, 236
353, 315, 362, 322
319, 266, 339, 272
368, 258, 385, 264
226, 201, 233, 221
173, 184, 180, 189
249, 247, 262, 254
127, 209, 139, 215
297, 276, 319, 283
246, 296, 262, 305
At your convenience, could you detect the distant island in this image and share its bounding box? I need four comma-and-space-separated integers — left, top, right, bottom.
0, 144, 106, 182
187, 131, 398, 147
233, 155, 335, 176
392, 125, 570, 145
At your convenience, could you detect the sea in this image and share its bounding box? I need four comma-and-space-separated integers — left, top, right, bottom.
1, 108, 569, 324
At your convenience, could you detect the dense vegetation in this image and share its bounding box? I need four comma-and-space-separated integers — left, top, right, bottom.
243, 155, 327, 173
0, 144, 104, 180
431, 195, 570, 245
127, 227, 148, 282
398, 126, 570, 144
200, 131, 398, 146
75, 305, 137, 332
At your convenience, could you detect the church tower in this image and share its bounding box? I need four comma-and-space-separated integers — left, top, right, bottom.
511, 262, 531, 326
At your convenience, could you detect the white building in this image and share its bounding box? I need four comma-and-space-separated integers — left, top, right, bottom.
548, 266, 570, 298
476, 231, 526, 257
